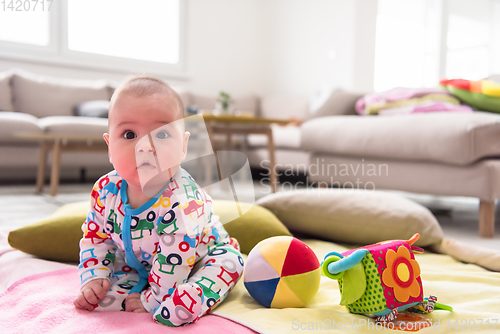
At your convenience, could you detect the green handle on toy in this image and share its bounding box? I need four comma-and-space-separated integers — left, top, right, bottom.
434, 302, 453, 312
321, 254, 345, 280
321, 249, 368, 281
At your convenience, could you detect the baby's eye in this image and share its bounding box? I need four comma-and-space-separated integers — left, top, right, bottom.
155, 130, 169, 139
123, 131, 136, 140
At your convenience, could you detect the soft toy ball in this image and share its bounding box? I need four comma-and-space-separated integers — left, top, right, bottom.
244, 236, 321, 308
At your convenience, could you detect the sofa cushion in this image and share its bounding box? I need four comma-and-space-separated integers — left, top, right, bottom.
260, 95, 309, 120
73, 100, 109, 118
256, 189, 444, 247
302, 112, 500, 166
0, 71, 13, 112
0, 112, 43, 143
38, 116, 108, 137
307, 88, 363, 120
189, 93, 216, 110
11, 71, 109, 117
246, 124, 301, 149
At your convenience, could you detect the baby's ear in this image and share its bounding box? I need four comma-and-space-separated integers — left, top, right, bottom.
103, 133, 112, 163
181, 131, 190, 161
103, 133, 110, 145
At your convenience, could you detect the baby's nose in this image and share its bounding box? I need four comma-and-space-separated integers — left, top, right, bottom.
136, 134, 157, 155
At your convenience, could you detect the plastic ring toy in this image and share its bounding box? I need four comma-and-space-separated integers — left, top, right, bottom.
321, 255, 345, 280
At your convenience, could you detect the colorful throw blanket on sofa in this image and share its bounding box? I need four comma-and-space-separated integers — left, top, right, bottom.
440, 78, 500, 114
355, 87, 473, 116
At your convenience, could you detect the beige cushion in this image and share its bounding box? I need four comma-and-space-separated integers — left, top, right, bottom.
256, 189, 444, 247
307, 89, 363, 119
432, 238, 500, 272
0, 112, 42, 143
260, 95, 309, 120
190, 93, 216, 110
246, 124, 301, 149
38, 116, 108, 137
302, 112, 500, 166
11, 71, 109, 117
233, 95, 259, 115
0, 71, 13, 111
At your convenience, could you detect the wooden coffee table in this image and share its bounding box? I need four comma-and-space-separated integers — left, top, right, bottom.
15, 114, 288, 196
14, 133, 107, 196
199, 113, 289, 193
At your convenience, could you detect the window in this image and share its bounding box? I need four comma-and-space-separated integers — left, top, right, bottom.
374, 0, 500, 92
0, 0, 184, 75
67, 0, 179, 64
374, 0, 441, 91
0, 1, 51, 46
445, 0, 492, 79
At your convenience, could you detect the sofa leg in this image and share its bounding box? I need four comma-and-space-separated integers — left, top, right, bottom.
479, 200, 495, 238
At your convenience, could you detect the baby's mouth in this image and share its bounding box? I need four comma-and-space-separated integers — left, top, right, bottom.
137, 160, 157, 169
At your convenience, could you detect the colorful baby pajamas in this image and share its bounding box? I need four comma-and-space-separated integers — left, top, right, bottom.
78, 168, 244, 326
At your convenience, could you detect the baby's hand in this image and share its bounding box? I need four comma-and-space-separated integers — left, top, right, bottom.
73, 278, 111, 311
125, 293, 147, 313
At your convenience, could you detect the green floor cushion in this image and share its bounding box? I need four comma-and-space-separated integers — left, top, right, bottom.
7, 200, 291, 262
256, 189, 444, 247
8, 201, 88, 263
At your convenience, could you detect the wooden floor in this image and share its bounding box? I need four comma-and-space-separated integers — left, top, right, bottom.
0, 183, 499, 252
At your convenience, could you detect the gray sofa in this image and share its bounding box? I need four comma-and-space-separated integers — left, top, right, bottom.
300, 111, 500, 239
242, 89, 500, 238
0, 70, 112, 182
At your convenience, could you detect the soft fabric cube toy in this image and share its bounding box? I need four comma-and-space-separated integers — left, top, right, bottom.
321, 234, 451, 323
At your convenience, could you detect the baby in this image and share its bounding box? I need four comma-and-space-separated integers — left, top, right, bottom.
73, 76, 244, 327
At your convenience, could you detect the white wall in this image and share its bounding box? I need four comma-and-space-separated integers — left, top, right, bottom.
259, 0, 359, 96
0, 0, 375, 96
353, 0, 378, 93
185, 0, 266, 96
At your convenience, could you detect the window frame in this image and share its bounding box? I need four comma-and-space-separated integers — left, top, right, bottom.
374, 0, 498, 91
0, 0, 187, 78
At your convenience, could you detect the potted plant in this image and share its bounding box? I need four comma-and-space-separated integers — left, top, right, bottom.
215, 91, 233, 115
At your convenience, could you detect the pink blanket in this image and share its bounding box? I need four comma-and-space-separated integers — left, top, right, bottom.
0, 268, 256, 334
355, 87, 473, 115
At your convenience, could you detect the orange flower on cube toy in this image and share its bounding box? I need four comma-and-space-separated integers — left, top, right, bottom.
382, 246, 421, 303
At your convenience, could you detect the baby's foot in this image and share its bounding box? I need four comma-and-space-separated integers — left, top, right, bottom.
154, 283, 204, 327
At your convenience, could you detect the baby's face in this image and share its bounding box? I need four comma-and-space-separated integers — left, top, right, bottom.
104, 92, 189, 193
